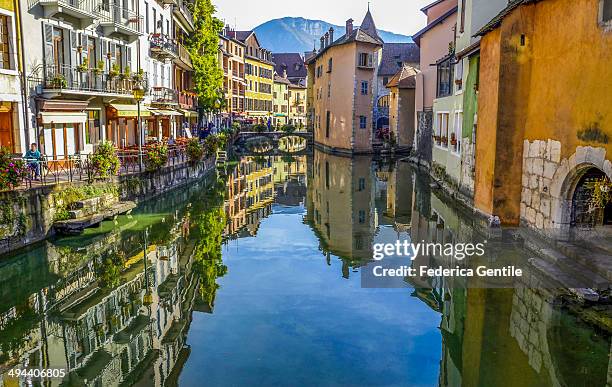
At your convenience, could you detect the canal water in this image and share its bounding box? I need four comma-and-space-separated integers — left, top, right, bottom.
0, 150, 609, 386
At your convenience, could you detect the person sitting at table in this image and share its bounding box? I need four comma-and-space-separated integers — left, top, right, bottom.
167, 136, 176, 146
23, 143, 41, 179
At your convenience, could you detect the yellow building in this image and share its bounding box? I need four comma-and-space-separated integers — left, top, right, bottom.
273, 75, 290, 127
234, 31, 274, 123
306, 9, 383, 153
219, 27, 247, 121
288, 83, 307, 129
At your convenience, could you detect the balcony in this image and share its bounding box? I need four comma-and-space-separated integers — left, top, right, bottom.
99, 4, 143, 43
178, 91, 197, 110
150, 86, 178, 105
32, 64, 148, 98
174, 42, 193, 70
172, 0, 194, 31
149, 34, 178, 60
29, 0, 97, 28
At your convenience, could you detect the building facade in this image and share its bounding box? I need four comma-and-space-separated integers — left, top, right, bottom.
374, 43, 419, 134
386, 65, 418, 149
272, 74, 289, 127
412, 0, 457, 164
288, 82, 306, 129
430, 0, 505, 198
0, 0, 24, 153
474, 0, 612, 232
306, 9, 383, 153
219, 26, 246, 125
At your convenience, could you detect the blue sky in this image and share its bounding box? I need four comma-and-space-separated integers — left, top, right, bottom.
212, 0, 433, 36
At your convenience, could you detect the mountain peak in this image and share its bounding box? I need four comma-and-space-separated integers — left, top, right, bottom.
253, 17, 412, 53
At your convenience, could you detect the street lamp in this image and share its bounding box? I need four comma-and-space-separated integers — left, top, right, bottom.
133, 82, 145, 171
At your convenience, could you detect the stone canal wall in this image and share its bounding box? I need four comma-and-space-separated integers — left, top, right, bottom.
0, 160, 216, 256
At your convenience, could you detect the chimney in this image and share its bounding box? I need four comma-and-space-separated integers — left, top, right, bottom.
283, 69, 287, 78
329, 27, 334, 44
346, 19, 354, 35
324, 32, 329, 47
320, 36, 325, 51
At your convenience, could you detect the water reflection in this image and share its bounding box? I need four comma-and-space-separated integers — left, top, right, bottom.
0, 150, 609, 386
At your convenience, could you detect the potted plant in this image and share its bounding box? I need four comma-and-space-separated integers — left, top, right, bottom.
144, 143, 169, 172
76, 57, 89, 73
89, 141, 120, 180
93, 60, 105, 75
132, 68, 144, 82
118, 66, 130, 80
186, 138, 204, 164
450, 133, 457, 146
108, 63, 120, 79
51, 74, 67, 88
441, 136, 448, 145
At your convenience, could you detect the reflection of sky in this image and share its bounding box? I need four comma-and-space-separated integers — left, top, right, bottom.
181, 207, 442, 386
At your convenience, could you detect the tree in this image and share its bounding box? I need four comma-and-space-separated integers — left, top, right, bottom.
188, 0, 224, 112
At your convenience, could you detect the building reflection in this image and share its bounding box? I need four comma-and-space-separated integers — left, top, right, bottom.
407, 166, 612, 387
0, 178, 226, 386
224, 155, 308, 240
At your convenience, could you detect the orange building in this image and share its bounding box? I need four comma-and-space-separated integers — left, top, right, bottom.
306, 9, 383, 154
474, 0, 612, 233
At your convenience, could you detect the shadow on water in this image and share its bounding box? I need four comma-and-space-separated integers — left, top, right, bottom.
0, 149, 609, 386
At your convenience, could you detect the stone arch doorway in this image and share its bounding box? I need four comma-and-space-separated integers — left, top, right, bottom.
570, 167, 612, 228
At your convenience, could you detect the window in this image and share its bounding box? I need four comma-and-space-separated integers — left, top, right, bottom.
383, 76, 389, 86
460, 0, 466, 33
358, 52, 373, 68
435, 112, 450, 148
325, 111, 331, 138
358, 210, 366, 224
144, 2, 149, 33
436, 55, 454, 97
358, 178, 366, 191
327, 58, 333, 72
452, 111, 463, 153
359, 116, 367, 129
603, 0, 612, 22
361, 81, 369, 95
0, 14, 12, 70
327, 82, 331, 98
455, 59, 464, 92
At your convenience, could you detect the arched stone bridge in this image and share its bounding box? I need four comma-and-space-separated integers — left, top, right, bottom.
234, 131, 313, 147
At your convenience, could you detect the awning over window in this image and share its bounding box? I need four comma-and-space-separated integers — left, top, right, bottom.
39, 112, 87, 124
109, 104, 152, 117
178, 109, 198, 118
149, 108, 183, 117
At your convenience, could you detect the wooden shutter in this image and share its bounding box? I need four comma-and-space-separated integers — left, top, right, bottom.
125, 46, 132, 72
70, 30, 78, 67
80, 33, 88, 64
43, 23, 54, 67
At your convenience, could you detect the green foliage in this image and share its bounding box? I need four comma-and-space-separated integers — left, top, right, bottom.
231, 121, 241, 131
52, 183, 119, 221
186, 138, 205, 163
253, 124, 267, 133
187, 0, 224, 111
96, 253, 125, 289
90, 141, 120, 179
587, 177, 612, 210
144, 143, 169, 172
203, 134, 227, 156
109, 63, 120, 79
0, 147, 28, 191
281, 124, 296, 134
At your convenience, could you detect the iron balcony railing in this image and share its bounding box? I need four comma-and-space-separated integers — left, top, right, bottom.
150, 86, 178, 104
100, 3, 144, 35
149, 33, 178, 58
36, 64, 148, 95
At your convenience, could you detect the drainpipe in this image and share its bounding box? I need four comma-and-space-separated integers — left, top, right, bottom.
15, 0, 31, 149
